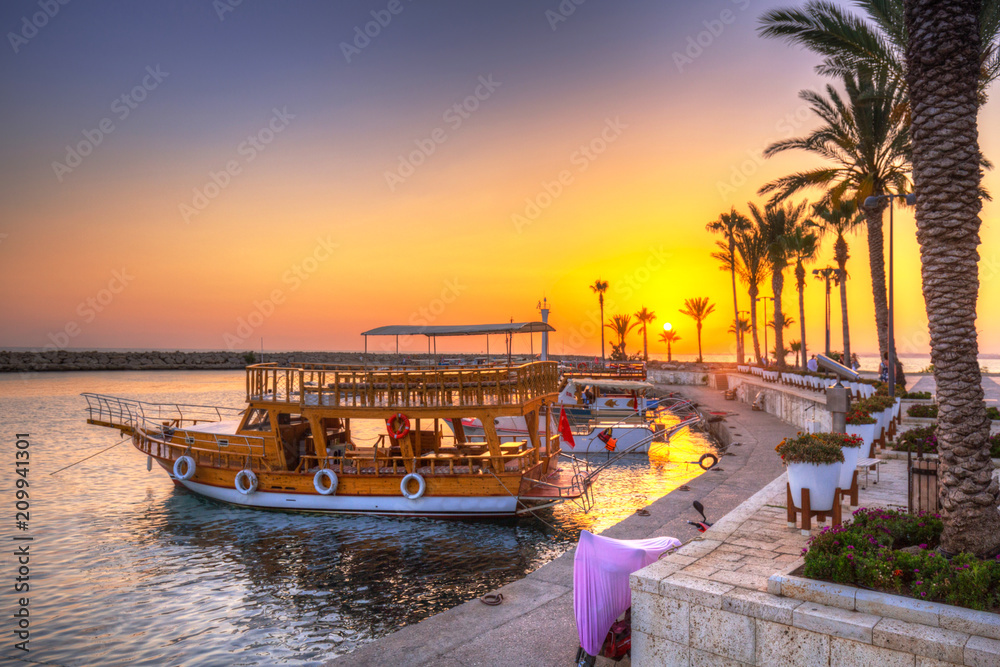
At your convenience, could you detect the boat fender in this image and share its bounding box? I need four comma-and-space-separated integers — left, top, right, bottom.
173, 455, 196, 481
234, 469, 258, 495
386, 413, 411, 439
400, 472, 426, 500
313, 469, 338, 496
698, 453, 718, 470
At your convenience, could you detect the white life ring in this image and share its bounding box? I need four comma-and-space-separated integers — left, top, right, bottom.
234, 469, 258, 495
313, 469, 338, 496
173, 455, 196, 481
400, 472, 426, 500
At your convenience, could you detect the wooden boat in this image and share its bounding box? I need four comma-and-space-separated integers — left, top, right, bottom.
82, 361, 595, 518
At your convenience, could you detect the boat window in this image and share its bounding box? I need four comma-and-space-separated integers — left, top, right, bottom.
243, 409, 271, 432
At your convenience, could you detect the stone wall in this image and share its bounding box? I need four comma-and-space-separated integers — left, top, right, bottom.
727, 374, 832, 432
648, 369, 710, 386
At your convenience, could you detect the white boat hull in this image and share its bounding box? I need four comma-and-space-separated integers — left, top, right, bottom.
448, 417, 658, 453
176, 478, 519, 518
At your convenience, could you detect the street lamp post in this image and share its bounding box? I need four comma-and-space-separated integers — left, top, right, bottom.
864, 192, 916, 398
738, 309, 749, 366
759, 296, 773, 364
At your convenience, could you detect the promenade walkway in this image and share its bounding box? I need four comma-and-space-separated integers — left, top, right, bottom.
328, 385, 792, 666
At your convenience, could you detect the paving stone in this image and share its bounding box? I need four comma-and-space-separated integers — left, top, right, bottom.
755, 618, 831, 667
710, 569, 771, 592
632, 629, 690, 667
659, 573, 735, 609
689, 605, 755, 664
873, 618, 970, 664
721, 587, 803, 624
938, 604, 1000, 641
854, 589, 941, 627
793, 601, 881, 643
631, 559, 684, 594
681, 563, 719, 578
964, 635, 1000, 667
632, 590, 690, 644
829, 636, 916, 667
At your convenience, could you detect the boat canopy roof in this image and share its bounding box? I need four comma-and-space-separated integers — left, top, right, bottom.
565, 378, 654, 392
361, 322, 554, 337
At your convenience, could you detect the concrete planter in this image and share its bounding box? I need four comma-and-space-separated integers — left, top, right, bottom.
838, 444, 863, 489
787, 461, 840, 512
846, 423, 876, 451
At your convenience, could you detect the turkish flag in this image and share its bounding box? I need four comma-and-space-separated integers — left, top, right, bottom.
558, 406, 576, 448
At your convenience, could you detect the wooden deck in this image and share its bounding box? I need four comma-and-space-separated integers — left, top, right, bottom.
517, 465, 590, 500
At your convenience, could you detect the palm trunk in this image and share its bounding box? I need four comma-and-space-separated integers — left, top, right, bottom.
730, 242, 742, 363
862, 202, 891, 360
905, 0, 1000, 557
772, 264, 786, 368
835, 235, 851, 364
696, 322, 703, 363
796, 260, 807, 370
642, 325, 648, 361
599, 297, 605, 363
667, 340, 672, 362
749, 287, 762, 363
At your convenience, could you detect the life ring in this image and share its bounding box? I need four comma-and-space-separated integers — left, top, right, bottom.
577, 362, 586, 369
173, 455, 196, 481
313, 469, 338, 496
699, 453, 719, 470
234, 469, 258, 495
386, 413, 411, 439
400, 472, 426, 500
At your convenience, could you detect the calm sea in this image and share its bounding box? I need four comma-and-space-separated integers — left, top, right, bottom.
0, 371, 711, 666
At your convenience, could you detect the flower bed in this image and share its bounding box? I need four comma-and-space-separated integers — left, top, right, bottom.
802, 507, 1000, 612
892, 424, 1000, 457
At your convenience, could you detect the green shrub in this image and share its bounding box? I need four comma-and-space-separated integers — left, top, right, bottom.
907, 404, 938, 418
803, 508, 1000, 612
901, 391, 933, 399
775, 433, 846, 464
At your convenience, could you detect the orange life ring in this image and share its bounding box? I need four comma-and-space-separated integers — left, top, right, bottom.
386, 413, 411, 439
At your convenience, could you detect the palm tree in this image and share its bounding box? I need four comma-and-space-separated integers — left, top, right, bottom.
634, 307, 657, 362
904, 0, 1000, 556
758, 70, 910, 362
733, 227, 770, 364
784, 224, 820, 370
727, 316, 751, 362
658, 330, 680, 362
749, 201, 809, 368
811, 200, 865, 362
604, 314, 638, 360
758, 1, 1000, 100
679, 298, 716, 363
708, 209, 752, 363
590, 279, 609, 363
789, 340, 803, 368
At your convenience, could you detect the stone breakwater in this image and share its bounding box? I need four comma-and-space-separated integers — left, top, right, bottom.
0, 350, 730, 373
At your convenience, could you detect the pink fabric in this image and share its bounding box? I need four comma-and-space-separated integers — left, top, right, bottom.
573, 530, 681, 656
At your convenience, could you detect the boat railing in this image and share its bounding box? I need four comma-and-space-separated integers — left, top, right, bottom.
82, 392, 266, 468
293, 447, 534, 476
245, 361, 559, 409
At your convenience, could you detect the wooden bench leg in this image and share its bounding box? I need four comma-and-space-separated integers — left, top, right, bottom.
787, 484, 796, 528
801, 488, 811, 535
850, 470, 859, 507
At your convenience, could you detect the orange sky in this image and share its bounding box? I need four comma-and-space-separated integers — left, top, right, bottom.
2, 2, 999, 359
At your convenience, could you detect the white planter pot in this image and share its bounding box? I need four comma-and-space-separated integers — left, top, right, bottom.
838, 445, 863, 489
846, 423, 876, 452
787, 461, 841, 512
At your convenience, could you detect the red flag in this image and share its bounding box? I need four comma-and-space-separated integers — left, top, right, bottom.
558, 406, 576, 448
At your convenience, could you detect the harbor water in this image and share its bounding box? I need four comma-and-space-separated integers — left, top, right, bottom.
0, 370, 713, 666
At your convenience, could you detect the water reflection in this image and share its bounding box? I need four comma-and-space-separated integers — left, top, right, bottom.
0, 371, 713, 666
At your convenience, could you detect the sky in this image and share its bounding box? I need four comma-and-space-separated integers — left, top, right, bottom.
2, 0, 999, 359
